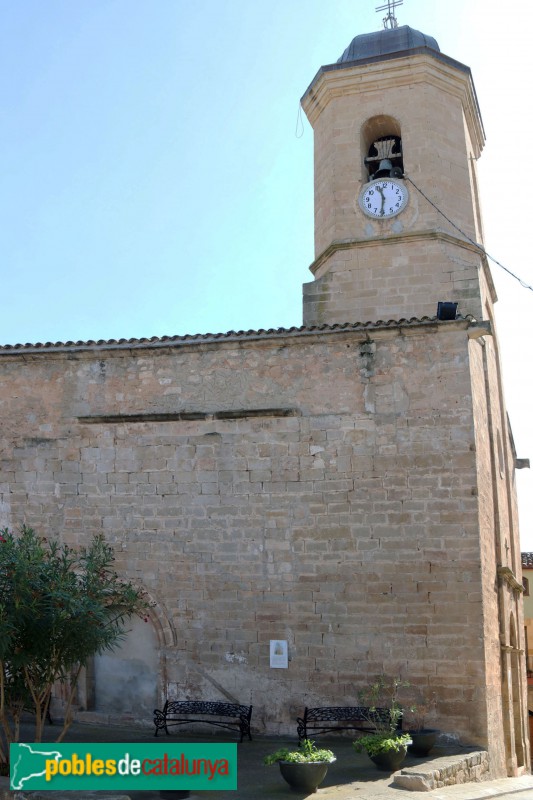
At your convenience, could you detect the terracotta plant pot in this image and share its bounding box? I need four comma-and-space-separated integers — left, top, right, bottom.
407, 729, 439, 757
278, 761, 330, 792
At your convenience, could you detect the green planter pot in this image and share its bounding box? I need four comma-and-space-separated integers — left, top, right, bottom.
407, 729, 439, 756
368, 745, 407, 772
278, 761, 330, 793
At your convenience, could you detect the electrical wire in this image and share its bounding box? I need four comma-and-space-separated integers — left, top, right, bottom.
405, 175, 533, 293
295, 103, 305, 139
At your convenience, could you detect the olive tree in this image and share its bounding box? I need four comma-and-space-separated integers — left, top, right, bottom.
0, 526, 148, 768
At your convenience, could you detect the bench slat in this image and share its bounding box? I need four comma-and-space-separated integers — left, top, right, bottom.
297, 705, 401, 740
154, 700, 252, 743
164, 700, 250, 717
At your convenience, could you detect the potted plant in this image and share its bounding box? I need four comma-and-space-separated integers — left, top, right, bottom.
354, 730, 413, 772
264, 738, 335, 793
404, 687, 439, 756
352, 675, 412, 772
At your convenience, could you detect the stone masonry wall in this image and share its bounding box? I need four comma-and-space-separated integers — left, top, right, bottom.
469, 308, 530, 776
0, 322, 489, 747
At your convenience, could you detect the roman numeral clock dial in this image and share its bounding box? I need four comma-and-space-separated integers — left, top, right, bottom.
358, 178, 409, 218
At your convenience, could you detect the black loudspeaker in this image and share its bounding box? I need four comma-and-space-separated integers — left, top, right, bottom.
437, 301, 458, 320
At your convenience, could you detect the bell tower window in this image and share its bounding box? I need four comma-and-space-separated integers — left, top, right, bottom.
366, 136, 404, 180
361, 116, 403, 181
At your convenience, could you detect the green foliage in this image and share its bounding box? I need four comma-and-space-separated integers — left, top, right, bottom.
264, 739, 335, 765
357, 674, 409, 733
352, 674, 412, 757
403, 686, 438, 732
353, 732, 412, 756
0, 526, 148, 763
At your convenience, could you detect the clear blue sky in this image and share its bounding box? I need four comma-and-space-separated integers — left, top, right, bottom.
1, 0, 532, 547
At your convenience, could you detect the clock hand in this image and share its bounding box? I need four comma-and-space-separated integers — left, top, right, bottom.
376, 185, 386, 215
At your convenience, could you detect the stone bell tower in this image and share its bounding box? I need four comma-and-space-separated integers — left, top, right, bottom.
300, 20, 529, 778
301, 25, 491, 325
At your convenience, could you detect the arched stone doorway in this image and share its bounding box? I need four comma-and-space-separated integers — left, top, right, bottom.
501, 610, 527, 775
72, 593, 176, 725
93, 615, 159, 722
509, 613, 526, 770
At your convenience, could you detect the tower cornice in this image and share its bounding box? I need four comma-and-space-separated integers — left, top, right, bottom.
307, 229, 498, 307
310, 229, 483, 274
302, 52, 485, 157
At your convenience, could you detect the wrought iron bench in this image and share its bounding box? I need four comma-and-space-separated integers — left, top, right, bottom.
153, 700, 253, 742
296, 705, 402, 740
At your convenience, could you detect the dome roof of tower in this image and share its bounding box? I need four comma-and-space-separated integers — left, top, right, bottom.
338, 25, 440, 64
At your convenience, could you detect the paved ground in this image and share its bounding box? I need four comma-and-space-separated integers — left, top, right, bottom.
1, 720, 533, 800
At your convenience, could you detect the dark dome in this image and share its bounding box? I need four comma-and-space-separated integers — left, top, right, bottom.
338, 25, 440, 64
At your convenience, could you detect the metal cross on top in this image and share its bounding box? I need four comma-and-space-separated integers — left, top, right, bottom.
375, 0, 403, 29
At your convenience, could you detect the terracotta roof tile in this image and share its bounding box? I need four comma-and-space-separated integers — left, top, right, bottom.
0, 315, 473, 355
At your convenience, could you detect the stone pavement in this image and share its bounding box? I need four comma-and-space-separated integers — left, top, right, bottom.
1, 720, 533, 800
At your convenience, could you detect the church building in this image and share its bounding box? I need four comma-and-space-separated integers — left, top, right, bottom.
0, 18, 529, 778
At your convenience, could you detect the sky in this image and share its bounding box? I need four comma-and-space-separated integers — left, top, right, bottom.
1, 0, 533, 548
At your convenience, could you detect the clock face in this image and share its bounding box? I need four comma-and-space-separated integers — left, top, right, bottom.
359, 178, 409, 219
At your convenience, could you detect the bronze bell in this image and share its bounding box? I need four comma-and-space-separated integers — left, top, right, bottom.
373, 158, 393, 178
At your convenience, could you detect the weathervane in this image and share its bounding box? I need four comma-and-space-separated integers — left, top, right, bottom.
375, 0, 403, 29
